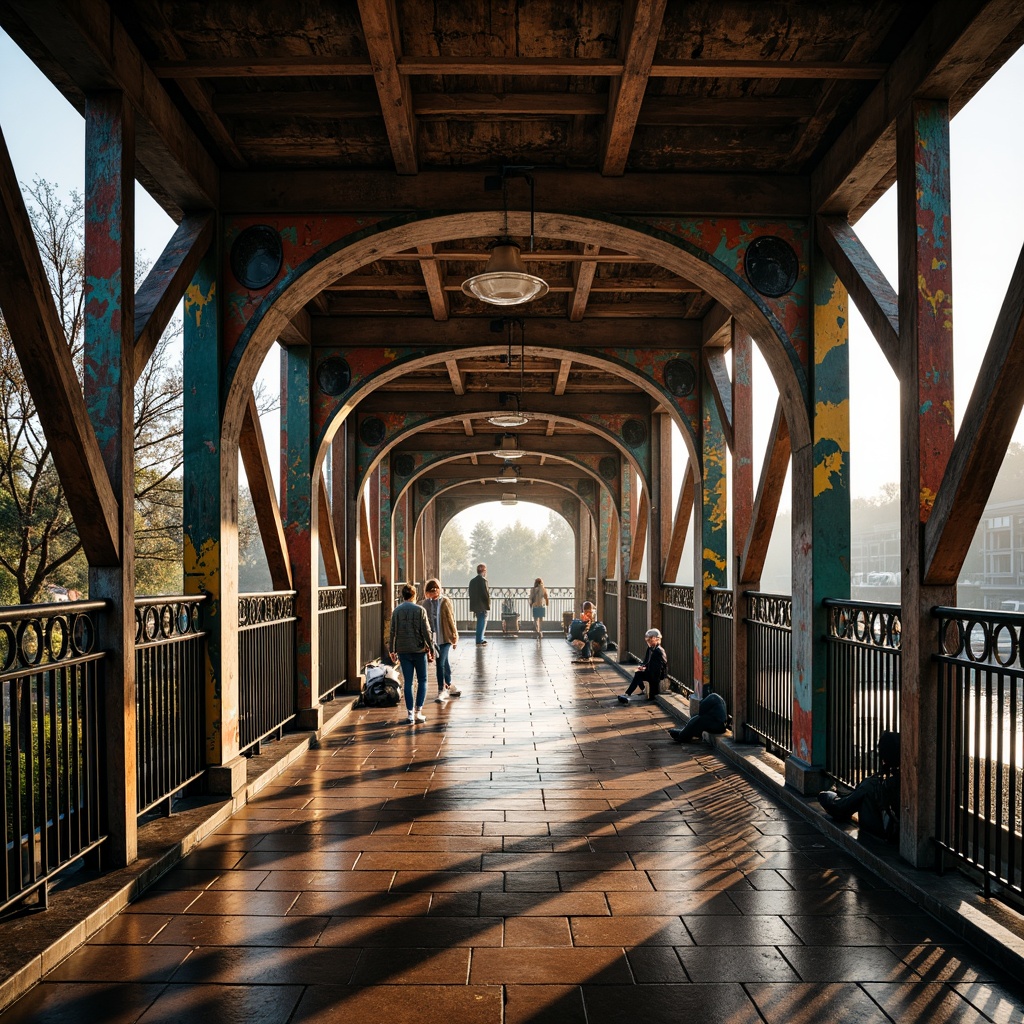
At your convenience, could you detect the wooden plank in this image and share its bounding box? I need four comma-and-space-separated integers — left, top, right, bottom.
318, 469, 343, 587
278, 308, 312, 347
602, 0, 668, 176
554, 359, 573, 396
445, 359, 465, 395
628, 487, 650, 581
703, 349, 733, 451
5, 0, 218, 210
151, 55, 887, 79
731, 327, 753, 553
134, 212, 214, 381
322, 273, 700, 293
394, 432, 619, 456
221, 169, 809, 217
740, 400, 790, 584
356, 0, 418, 174
0, 122, 119, 565
702, 303, 733, 348
239, 392, 292, 590
816, 216, 899, 373
812, 0, 1024, 217
569, 244, 601, 321
359, 489, 378, 584
925, 239, 1024, 584
663, 461, 693, 583
361, 392, 651, 418
416, 243, 449, 321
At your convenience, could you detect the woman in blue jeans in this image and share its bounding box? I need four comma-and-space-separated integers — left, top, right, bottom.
388, 583, 435, 724
421, 578, 460, 702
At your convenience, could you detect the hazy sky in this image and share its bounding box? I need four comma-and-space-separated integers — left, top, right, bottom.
2, 28, 1022, 538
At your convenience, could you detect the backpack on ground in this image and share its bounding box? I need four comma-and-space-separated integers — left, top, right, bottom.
361, 663, 401, 707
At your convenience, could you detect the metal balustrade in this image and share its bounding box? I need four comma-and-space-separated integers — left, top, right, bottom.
318, 586, 347, 700
660, 585, 695, 695
443, 586, 576, 634
134, 595, 207, 816
1, 601, 106, 912
745, 591, 793, 756
603, 580, 619, 646
625, 581, 648, 662
360, 585, 383, 664
709, 587, 734, 710
237, 592, 297, 754
934, 606, 1024, 899
824, 599, 901, 791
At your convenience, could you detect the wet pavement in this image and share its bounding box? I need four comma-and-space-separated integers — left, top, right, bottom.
3, 637, 1023, 1022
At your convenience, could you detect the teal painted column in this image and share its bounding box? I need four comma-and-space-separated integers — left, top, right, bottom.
184, 245, 243, 786
84, 91, 137, 865
281, 344, 321, 724
618, 464, 632, 662
700, 381, 728, 697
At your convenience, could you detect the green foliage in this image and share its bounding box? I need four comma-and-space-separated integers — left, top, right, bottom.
438, 523, 472, 585
469, 520, 495, 567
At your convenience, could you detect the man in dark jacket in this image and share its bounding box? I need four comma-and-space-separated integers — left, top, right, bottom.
468, 563, 490, 645
668, 689, 728, 742
617, 629, 668, 702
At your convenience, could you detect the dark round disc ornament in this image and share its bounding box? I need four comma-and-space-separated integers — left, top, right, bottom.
744, 235, 799, 298
394, 453, 416, 477
418, 478, 436, 496
359, 416, 387, 448
622, 418, 648, 449
599, 456, 618, 481
230, 225, 283, 290
316, 357, 351, 396
663, 358, 696, 397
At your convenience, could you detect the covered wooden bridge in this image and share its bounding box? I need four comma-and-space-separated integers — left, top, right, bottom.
2, 0, 1024, 1014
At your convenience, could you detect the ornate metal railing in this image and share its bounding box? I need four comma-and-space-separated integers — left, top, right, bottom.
660, 585, 695, 695
134, 595, 207, 816
709, 587, 734, 709
360, 584, 384, 664
934, 606, 1024, 899
444, 586, 576, 635
237, 592, 296, 754
745, 591, 792, 756
1, 600, 106, 912
603, 579, 619, 646
824, 599, 901, 791
626, 580, 648, 662
318, 586, 347, 700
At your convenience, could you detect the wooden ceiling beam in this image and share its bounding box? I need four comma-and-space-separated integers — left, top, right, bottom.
601, 0, 667, 176
812, 0, 1024, 217
394, 432, 619, 457
318, 469, 343, 587
220, 169, 809, 217
312, 316, 702, 349
445, 359, 465, 396
322, 274, 701, 294
416, 243, 449, 321
356, 0, 418, 174
554, 358, 574, 396
740, 400, 790, 585
277, 308, 312, 347
360, 392, 651, 417
703, 349, 734, 451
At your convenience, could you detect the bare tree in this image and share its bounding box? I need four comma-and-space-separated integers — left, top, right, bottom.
0, 178, 185, 603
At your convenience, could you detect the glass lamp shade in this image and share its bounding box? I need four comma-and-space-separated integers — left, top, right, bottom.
487, 410, 530, 427
491, 435, 525, 459
461, 241, 549, 306
495, 462, 519, 484
501, 492, 518, 505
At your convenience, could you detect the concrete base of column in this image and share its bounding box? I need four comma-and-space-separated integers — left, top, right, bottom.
205, 756, 247, 797
784, 755, 827, 796
294, 706, 325, 732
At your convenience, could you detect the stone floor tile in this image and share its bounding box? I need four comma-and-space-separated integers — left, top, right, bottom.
87, 913, 173, 945
862, 982, 997, 1022
784, 914, 900, 946
678, 945, 800, 982
479, 892, 610, 917
0, 982, 167, 1024
290, 983, 503, 1024
47, 943, 192, 982
170, 944, 360, 985
684, 914, 799, 946
185, 889, 299, 916
136, 982, 303, 1024
348, 946, 471, 984
606, 890, 740, 916
746, 982, 891, 1023
289, 890, 432, 917
623, 945, 689, 983
557, 870, 655, 891
152, 913, 330, 947
784, 944, 921, 982
470, 946, 632, 985
892, 944, 1001, 983
122, 889, 202, 915
316, 915, 503, 947
952, 981, 1024, 1023
569, 915, 692, 947
503, 916, 572, 946
503, 871, 560, 892
580, 982, 761, 1023
503, 984, 587, 1024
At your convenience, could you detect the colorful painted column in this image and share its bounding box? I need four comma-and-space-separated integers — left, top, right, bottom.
84, 92, 137, 865
897, 98, 956, 866
699, 378, 728, 697
618, 464, 633, 662
281, 344, 322, 727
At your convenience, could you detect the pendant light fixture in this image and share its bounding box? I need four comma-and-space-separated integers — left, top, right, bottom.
462, 168, 548, 306
491, 434, 525, 459
488, 319, 532, 427
501, 492, 519, 506
495, 461, 520, 485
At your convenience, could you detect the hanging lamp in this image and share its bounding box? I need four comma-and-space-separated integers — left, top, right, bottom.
491, 434, 525, 460
488, 319, 532, 427
495, 461, 520, 484
462, 169, 548, 306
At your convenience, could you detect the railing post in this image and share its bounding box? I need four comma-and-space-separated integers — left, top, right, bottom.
84, 92, 137, 866
282, 344, 321, 730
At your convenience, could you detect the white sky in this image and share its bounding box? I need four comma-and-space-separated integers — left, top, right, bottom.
2, 28, 1023, 535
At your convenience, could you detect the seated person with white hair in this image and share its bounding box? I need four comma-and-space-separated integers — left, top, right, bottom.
617, 628, 667, 703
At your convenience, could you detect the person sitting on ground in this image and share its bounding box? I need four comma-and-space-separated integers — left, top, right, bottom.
617, 628, 667, 703
817, 731, 901, 842
668, 688, 728, 743
569, 601, 602, 661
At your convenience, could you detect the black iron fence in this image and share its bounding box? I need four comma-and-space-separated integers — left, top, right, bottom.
824, 599, 901, 791
444, 586, 576, 634
934, 606, 1024, 899
360, 585, 383, 664
237, 592, 297, 754
318, 586, 347, 700
709, 587, 734, 710
626, 581, 648, 662
1, 600, 106, 912
134, 595, 207, 816
745, 591, 793, 756
660, 585, 695, 695
603, 579, 619, 646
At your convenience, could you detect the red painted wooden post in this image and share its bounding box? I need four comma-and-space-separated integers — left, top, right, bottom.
898, 98, 956, 867
84, 92, 137, 865
731, 325, 754, 741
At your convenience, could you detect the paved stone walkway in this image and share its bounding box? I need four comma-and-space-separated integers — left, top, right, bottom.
4, 639, 1023, 1022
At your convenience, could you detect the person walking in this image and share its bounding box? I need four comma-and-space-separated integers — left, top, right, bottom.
529, 577, 548, 638
422, 578, 461, 703
468, 563, 490, 645
617, 628, 667, 702
388, 583, 435, 724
